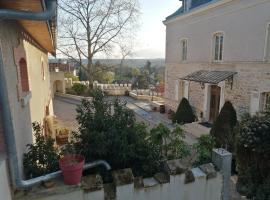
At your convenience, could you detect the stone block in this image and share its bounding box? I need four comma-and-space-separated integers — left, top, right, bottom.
184, 170, 195, 184
134, 177, 144, 189
199, 163, 217, 179
164, 159, 188, 175
81, 174, 103, 192
112, 168, 134, 186
154, 172, 170, 184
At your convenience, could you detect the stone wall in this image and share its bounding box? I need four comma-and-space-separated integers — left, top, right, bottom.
16, 158, 226, 200
165, 62, 270, 117
189, 81, 204, 115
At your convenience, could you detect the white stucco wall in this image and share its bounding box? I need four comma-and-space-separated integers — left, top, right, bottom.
24, 40, 54, 122
0, 155, 12, 200
165, 0, 270, 63
16, 169, 223, 200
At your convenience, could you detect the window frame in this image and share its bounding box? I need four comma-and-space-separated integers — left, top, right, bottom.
264, 23, 270, 62
19, 58, 30, 93
261, 92, 270, 112
180, 38, 188, 62
213, 32, 224, 62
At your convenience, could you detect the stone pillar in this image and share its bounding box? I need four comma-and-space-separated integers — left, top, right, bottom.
212, 148, 232, 200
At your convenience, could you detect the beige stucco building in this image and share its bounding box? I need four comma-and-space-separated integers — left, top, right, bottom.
164, 0, 270, 122
0, 0, 57, 196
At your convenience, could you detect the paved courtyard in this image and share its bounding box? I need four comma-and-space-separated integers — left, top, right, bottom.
53, 95, 200, 144
53, 96, 80, 132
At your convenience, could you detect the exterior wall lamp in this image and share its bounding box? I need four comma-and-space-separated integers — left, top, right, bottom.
200, 82, 205, 89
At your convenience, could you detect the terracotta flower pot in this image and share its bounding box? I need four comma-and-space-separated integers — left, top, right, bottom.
59, 154, 85, 185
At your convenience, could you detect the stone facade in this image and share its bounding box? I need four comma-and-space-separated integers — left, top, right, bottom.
164, 0, 270, 120
166, 62, 270, 118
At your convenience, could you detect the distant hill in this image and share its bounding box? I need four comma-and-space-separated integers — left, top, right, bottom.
49, 58, 165, 68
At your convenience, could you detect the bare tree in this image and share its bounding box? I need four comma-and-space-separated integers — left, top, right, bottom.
58, 0, 139, 87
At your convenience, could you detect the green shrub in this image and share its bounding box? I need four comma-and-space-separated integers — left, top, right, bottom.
235, 114, 270, 200
172, 98, 196, 124
72, 83, 87, 95
66, 87, 77, 95
74, 89, 162, 177
150, 123, 190, 160
210, 101, 237, 152
193, 134, 216, 166
64, 72, 79, 81
23, 122, 59, 179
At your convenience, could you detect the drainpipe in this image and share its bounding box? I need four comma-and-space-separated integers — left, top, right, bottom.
0, 0, 57, 21
0, 48, 111, 189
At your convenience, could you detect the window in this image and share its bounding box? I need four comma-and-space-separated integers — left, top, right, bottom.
41, 60, 45, 80
181, 39, 187, 61
213, 33, 224, 61
265, 24, 270, 61
175, 80, 185, 101
261, 92, 270, 112
19, 58, 29, 92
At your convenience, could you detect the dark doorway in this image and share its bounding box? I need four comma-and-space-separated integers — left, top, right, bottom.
209, 85, 221, 122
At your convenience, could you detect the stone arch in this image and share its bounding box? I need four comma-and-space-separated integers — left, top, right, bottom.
53, 80, 64, 94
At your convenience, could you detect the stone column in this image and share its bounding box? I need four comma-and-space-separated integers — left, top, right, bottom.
212, 148, 232, 200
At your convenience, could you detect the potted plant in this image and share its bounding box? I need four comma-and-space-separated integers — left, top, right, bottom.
59, 144, 85, 185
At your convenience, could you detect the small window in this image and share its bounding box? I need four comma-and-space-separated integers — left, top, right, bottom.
213, 33, 224, 61
265, 24, 270, 61
19, 58, 29, 92
41, 60, 45, 80
261, 92, 270, 112
181, 39, 187, 61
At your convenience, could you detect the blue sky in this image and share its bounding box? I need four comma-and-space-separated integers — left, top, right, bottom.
133, 0, 182, 59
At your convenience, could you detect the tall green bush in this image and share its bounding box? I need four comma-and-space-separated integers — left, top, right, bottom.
74, 89, 162, 177
150, 123, 190, 160
23, 123, 59, 179
172, 98, 196, 124
193, 134, 216, 166
210, 101, 237, 152
236, 114, 270, 200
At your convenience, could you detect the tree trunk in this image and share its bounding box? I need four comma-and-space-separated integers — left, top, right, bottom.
87, 58, 94, 89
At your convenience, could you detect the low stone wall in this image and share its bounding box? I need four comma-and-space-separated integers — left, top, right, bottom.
65, 79, 90, 89
16, 149, 232, 200
55, 92, 92, 102
94, 83, 132, 96
130, 92, 164, 102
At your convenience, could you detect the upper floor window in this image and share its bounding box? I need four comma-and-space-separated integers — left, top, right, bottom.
19, 58, 29, 92
41, 59, 46, 80
261, 92, 270, 112
265, 24, 270, 61
213, 33, 224, 61
181, 39, 188, 61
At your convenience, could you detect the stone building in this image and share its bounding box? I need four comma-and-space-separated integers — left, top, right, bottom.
164, 0, 270, 122
0, 0, 57, 195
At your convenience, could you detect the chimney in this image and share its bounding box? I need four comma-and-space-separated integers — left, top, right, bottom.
183, 0, 192, 12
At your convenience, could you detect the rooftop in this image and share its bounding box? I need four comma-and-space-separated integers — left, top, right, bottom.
165, 0, 219, 21
180, 70, 237, 84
